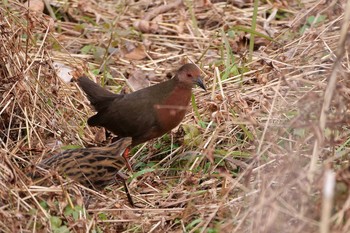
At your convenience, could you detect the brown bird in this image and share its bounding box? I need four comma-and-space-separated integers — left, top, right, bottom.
35, 137, 134, 206
78, 63, 206, 148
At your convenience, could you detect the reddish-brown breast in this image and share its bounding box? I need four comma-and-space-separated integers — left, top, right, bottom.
154, 85, 192, 132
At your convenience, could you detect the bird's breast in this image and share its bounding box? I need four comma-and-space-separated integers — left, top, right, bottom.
154, 87, 192, 131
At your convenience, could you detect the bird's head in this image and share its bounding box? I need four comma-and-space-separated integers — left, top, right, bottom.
176, 63, 206, 91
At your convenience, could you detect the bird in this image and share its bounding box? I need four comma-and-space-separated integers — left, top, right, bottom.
77, 63, 206, 167
34, 137, 135, 206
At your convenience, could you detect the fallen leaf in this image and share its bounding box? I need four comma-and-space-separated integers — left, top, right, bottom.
133, 20, 159, 33
53, 62, 74, 83
23, 0, 44, 13
205, 146, 215, 163
124, 44, 147, 60
94, 128, 106, 143
126, 69, 150, 91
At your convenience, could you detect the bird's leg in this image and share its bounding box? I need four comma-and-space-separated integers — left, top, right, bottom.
115, 173, 135, 207
122, 147, 133, 172
122, 180, 135, 207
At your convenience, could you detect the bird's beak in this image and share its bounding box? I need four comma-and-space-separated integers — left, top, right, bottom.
194, 77, 206, 91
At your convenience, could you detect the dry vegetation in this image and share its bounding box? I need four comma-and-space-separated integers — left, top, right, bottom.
1, 0, 350, 232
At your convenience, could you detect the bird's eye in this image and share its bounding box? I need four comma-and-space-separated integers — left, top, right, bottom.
187, 74, 192, 77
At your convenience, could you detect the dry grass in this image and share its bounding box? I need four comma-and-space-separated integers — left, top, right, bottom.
1, 0, 350, 232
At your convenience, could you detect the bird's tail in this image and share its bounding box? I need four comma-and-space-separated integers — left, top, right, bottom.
77, 77, 121, 111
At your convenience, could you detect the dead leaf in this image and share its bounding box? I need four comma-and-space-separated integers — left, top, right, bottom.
133, 0, 182, 33
124, 44, 147, 60
126, 69, 150, 91
144, 0, 183, 21
133, 20, 159, 33
53, 62, 74, 83
94, 128, 106, 143
205, 146, 215, 163
23, 0, 44, 13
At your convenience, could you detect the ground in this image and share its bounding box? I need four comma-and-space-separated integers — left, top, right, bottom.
0, 0, 350, 232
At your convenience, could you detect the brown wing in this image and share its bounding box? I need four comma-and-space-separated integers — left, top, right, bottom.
87, 78, 177, 140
